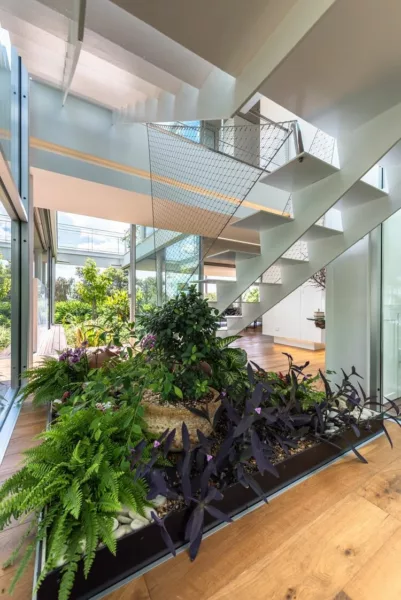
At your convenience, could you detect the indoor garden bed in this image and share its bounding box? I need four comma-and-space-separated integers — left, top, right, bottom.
34, 420, 382, 600
0, 287, 398, 600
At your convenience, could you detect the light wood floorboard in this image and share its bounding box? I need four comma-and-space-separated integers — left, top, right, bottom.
4, 331, 400, 600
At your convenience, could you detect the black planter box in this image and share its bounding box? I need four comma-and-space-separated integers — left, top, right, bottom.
35, 421, 383, 600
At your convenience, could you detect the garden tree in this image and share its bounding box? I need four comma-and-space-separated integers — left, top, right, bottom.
104, 265, 128, 294
55, 276, 75, 302
136, 276, 157, 311
0, 255, 11, 301
75, 259, 111, 319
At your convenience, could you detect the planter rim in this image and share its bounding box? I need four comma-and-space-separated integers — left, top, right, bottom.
34, 419, 384, 600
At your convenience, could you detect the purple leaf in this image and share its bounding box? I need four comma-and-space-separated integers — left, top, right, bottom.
205, 486, 224, 503
314, 402, 325, 432
185, 506, 204, 546
382, 421, 393, 449
233, 415, 254, 438
351, 423, 361, 438
247, 363, 255, 384
204, 505, 232, 523
222, 398, 240, 425
350, 444, 368, 464
189, 529, 203, 561
182, 422, 190, 452
200, 460, 217, 498
250, 430, 280, 478
163, 429, 176, 457
151, 512, 176, 557
215, 433, 234, 469
196, 429, 212, 452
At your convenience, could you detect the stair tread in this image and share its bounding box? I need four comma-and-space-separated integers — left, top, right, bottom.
301, 223, 343, 241
207, 250, 260, 262
338, 179, 388, 209
230, 210, 293, 232
259, 152, 338, 192
276, 256, 308, 265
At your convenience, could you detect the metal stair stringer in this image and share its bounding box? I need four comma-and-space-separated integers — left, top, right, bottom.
213, 99, 401, 319
217, 162, 401, 337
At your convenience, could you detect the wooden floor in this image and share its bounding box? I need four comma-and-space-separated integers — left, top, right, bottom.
7, 331, 401, 600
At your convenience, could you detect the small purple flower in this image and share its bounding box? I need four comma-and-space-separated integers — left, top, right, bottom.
254, 407, 262, 415
206, 454, 213, 462
220, 390, 227, 398
141, 334, 157, 351
153, 440, 161, 448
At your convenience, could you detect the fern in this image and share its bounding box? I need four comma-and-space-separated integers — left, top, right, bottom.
63, 479, 83, 519
0, 405, 149, 599
82, 504, 99, 578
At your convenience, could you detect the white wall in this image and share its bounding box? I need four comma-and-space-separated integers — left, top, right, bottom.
263, 281, 325, 344
325, 236, 371, 391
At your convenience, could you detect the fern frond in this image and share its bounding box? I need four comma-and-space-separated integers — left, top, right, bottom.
8, 543, 35, 595
82, 505, 99, 578
63, 479, 83, 519
98, 515, 117, 555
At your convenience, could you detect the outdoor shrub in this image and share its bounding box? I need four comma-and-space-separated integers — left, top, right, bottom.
0, 324, 10, 351
54, 300, 92, 324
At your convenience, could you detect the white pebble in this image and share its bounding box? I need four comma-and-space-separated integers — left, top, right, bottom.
130, 518, 147, 531
128, 511, 148, 525
112, 517, 119, 532
117, 515, 132, 524
152, 495, 167, 508
113, 525, 132, 539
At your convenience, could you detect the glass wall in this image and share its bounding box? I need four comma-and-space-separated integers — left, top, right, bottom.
382, 211, 401, 400
0, 204, 11, 397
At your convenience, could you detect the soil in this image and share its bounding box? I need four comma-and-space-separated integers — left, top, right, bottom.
142, 388, 218, 410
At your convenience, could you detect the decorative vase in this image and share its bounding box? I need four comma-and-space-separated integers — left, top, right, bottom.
141, 388, 221, 451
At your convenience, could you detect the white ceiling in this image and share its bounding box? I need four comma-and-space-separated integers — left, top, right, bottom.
109, 0, 298, 77
0, 0, 301, 115
0, 0, 217, 110
259, 0, 401, 136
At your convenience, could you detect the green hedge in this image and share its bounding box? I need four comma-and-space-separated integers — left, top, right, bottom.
54, 300, 92, 324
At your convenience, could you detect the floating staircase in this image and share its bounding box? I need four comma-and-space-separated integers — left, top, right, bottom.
205, 113, 401, 335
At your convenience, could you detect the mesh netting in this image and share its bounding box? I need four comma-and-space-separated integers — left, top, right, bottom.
146, 121, 293, 300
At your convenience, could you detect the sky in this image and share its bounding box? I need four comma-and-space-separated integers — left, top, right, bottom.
56, 212, 130, 280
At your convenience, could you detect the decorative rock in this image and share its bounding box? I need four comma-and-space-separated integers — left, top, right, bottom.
78, 539, 86, 554
117, 514, 132, 525
325, 425, 340, 435
128, 511, 148, 525
130, 518, 147, 531
112, 517, 119, 532
113, 525, 132, 539
117, 505, 131, 516
152, 495, 167, 508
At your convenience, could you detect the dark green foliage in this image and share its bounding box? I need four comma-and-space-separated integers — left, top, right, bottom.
19, 354, 90, 405
138, 286, 220, 361
138, 286, 247, 401
54, 300, 93, 324
0, 406, 149, 600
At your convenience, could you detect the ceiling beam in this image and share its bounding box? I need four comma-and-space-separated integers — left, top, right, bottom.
62, 0, 86, 106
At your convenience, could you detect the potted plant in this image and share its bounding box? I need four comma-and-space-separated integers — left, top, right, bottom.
137, 286, 227, 449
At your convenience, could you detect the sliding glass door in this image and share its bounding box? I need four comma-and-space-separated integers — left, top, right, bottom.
382, 210, 401, 401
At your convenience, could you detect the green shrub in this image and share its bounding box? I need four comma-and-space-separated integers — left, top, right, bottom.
55, 301, 92, 324
0, 324, 11, 351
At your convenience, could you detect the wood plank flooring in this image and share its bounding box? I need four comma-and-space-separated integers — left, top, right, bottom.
8, 330, 401, 600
